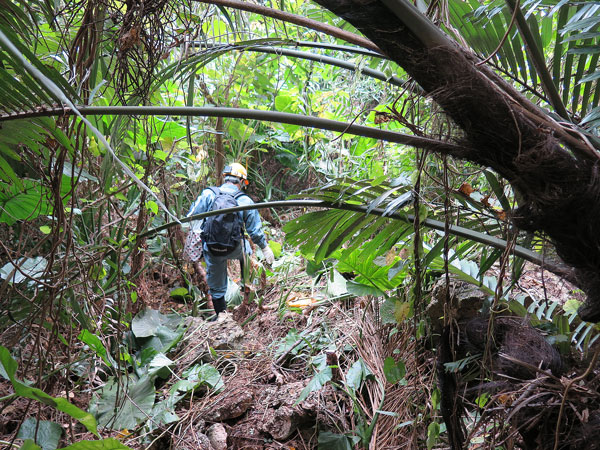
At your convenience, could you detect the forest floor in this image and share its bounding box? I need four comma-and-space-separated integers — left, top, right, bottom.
131, 252, 390, 450
0, 244, 595, 450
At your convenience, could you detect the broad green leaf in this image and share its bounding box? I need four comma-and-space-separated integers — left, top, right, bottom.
131, 309, 163, 338
317, 431, 353, 450
0, 154, 21, 188
148, 401, 179, 430
275, 329, 305, 358
182, 363, 223, 390
60, 439, 133, 450
153, 150, 168, 162
268, 240, 282, 258
131, 309, 182, 339
380, 298, 400, 324
426, 422, 440, 450
137, 324, 184, 354
169, 287, 189, 298
394, 301, 412, 323
148, 353, 175, 379
0, 179, 54, 225
475, 392, 490, 407
345, 358, 373, 391
337, 246, 406, 291
90, 375, 155, 430
295, 366, 332, 405
563, 298, 582, 316
0, 346, 98, 436
228, 120, 255, 140
17, 418, 62, 450
145, 200, 158, 215
78, 330, 113, 367
275, 94, 296, 113
346, 280, 385, 297
326, 269, 347, 297
443, 354, 481, 373
0, 256, 47, 284
148, 119, 186, 141
383, 357, 406, 384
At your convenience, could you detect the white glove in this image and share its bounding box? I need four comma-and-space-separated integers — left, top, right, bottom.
262, 245, 275, 264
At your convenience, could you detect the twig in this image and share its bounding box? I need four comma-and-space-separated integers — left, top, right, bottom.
497, 352, 561, 383
476, 0, 520, 67
273, 322, 320, 366
553, 346, 600, 450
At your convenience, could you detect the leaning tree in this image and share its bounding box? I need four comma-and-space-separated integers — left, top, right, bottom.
2, 0, 600, 448
307, 0, 600, 323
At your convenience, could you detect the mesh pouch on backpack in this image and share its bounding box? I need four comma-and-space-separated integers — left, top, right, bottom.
183, 221, 203, 262
200, 187, 245, 256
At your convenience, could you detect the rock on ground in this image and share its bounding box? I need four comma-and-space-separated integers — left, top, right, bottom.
207, 423, 228, 450
203, 386, 255, 421
176, 314, 245, 369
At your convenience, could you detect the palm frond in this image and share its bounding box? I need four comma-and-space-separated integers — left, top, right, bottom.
443, 0, 600, 131
152, 38, 407, 100
0, 24, 79, 115
0, 27, 179, 223
287, 177, 497, 263
281, 175, 569, 291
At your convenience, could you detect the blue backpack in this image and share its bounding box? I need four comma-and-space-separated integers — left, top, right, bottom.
201, 187, 245, 256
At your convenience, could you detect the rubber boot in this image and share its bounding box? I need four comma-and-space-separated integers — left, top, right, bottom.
208, 296, 226, 321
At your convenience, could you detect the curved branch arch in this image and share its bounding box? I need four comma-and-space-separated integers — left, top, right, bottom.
192, 43, 413, 89
197, 0, 382, 53
138, 199, 572, 280
0, 105, 465, 155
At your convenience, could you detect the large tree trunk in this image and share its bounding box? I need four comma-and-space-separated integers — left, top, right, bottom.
313, 0, 600, 322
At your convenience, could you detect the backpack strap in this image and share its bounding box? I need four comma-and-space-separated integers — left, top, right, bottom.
232, 190, 248, 234
205, 186, 221, 210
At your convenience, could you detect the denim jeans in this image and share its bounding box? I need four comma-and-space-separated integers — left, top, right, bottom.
204, 239, 251, 298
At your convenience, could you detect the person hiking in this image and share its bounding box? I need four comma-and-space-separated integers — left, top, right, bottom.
186, 163, 275, 320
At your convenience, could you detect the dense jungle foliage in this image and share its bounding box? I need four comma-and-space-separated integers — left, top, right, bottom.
1, 0, 600, 449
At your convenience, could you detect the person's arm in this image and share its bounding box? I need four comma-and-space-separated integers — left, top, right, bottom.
239, 196, 274, 263
238, 195, 268, 244
243, 207, 267, 249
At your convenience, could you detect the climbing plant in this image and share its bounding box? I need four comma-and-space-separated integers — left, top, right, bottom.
2, 0, 600, 448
